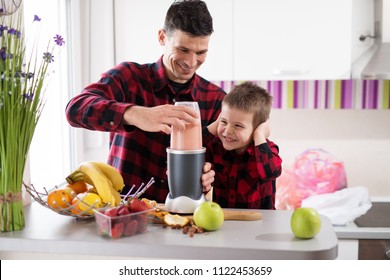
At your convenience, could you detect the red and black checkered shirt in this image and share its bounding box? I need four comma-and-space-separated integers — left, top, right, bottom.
66, 56, 226, 202
203, 129, 282, 209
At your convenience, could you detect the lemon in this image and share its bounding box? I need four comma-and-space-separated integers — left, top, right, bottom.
77, 192, 104, 214
163, 214, 189, 227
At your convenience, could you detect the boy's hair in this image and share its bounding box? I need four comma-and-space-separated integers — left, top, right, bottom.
164, 0, 213, 37
223, 81, 273, 127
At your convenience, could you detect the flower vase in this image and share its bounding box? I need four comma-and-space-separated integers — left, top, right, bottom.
0, 153, 27, 232
0, 191, 25, 232
1, 8, 64, 231
0, 169, 25, 232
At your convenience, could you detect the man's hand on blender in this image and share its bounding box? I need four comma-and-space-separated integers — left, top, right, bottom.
123, 104, 199, 134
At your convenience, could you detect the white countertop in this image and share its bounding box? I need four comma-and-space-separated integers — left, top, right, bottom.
334, 222, 390, 239
0, 202, 338, 260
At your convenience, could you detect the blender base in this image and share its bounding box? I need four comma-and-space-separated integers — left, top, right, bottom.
164, 194, 206, 214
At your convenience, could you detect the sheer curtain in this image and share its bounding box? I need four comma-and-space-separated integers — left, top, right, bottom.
24, 0, 71, 192
25, 0, 116, 194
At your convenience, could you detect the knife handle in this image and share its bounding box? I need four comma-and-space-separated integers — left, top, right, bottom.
223, 210, 262, 221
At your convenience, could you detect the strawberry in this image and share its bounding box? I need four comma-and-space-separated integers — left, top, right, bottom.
117, 204, 131, 216
128, 197, 149, 213
124, 219, 139, 236
110, 222, 124, 238
104, 207, 118, 217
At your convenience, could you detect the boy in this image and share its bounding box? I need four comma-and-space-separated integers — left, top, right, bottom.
204, 81, 282, 209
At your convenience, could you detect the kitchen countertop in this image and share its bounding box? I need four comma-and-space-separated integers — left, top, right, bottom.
0, 202, 338, 260
334, 222, 390, 239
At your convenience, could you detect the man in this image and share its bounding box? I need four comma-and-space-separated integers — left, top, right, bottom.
65, 0, 226, 202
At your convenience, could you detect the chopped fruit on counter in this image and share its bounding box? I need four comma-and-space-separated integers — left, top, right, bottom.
141, 198, 157, 209
163, 213, 189, 227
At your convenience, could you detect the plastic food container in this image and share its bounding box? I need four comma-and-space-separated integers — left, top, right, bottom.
94, 208, 154, 239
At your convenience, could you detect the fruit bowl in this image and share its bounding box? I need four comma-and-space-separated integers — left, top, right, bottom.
94, 207, 155, 238
25, 177, 155, 220
24, 183, 109, 219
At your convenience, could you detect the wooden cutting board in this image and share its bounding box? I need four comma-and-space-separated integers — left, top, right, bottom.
185, 209, 262, 221
156, 203, 262, 221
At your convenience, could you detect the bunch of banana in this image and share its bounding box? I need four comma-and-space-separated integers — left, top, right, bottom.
66, 161, 124, 207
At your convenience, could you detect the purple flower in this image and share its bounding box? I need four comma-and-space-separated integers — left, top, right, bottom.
0, 47, 13, 61
8, 28, 17, 35
0, 25, 8, 36
34, 15, 41, 22
23, 92, 34, 102
43, 52, 54, 63
5, 27, 21, 38
15, 71, 34, 79
53, 34, 65, 46
0, 47, 7, 61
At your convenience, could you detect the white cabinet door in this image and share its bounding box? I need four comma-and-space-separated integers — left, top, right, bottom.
113, 0, 172, 64
113, 0, 374, 81
233, 0, 352, 80
196, 0, 234, 80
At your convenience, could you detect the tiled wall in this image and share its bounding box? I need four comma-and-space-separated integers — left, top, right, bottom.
213, 80, 390, 109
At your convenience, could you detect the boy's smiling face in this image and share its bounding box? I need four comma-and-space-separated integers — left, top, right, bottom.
217, 105, 255, 153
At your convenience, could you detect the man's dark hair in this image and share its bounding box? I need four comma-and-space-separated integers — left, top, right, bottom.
164, 0, 213, 37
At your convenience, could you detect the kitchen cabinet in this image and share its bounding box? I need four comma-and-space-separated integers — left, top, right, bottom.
113, 0, 172, 64
113, 0, 374, 81
232, 0, 374, 80
334, 198, 390, 260
358, 239, 390, 259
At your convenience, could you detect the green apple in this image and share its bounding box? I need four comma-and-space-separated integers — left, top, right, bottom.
290, 207, 321, 239
193, 201, 224, 231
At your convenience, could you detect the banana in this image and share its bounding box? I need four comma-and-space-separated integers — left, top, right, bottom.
66, 162, 121, 207
66, 169, 94, 186
89, 161, 124, 193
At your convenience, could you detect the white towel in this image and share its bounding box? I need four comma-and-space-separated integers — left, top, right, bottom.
301, 186, 372, 226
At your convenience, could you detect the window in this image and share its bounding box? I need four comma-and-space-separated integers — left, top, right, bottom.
23, 0, 71, 192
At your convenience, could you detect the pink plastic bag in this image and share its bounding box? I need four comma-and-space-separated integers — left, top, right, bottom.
276, 149, 347, 210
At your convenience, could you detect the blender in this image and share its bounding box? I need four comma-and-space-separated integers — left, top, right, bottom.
165, 101, 206, 213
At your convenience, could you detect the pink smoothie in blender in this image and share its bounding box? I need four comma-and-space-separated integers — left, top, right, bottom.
165, 101, 206, 213
171, 122, 202, 150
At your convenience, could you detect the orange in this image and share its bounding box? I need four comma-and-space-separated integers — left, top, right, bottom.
67, 180, 88, 194
61, 186, 76, 200
70, 196, 84, 215
47, 189, 72, 209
